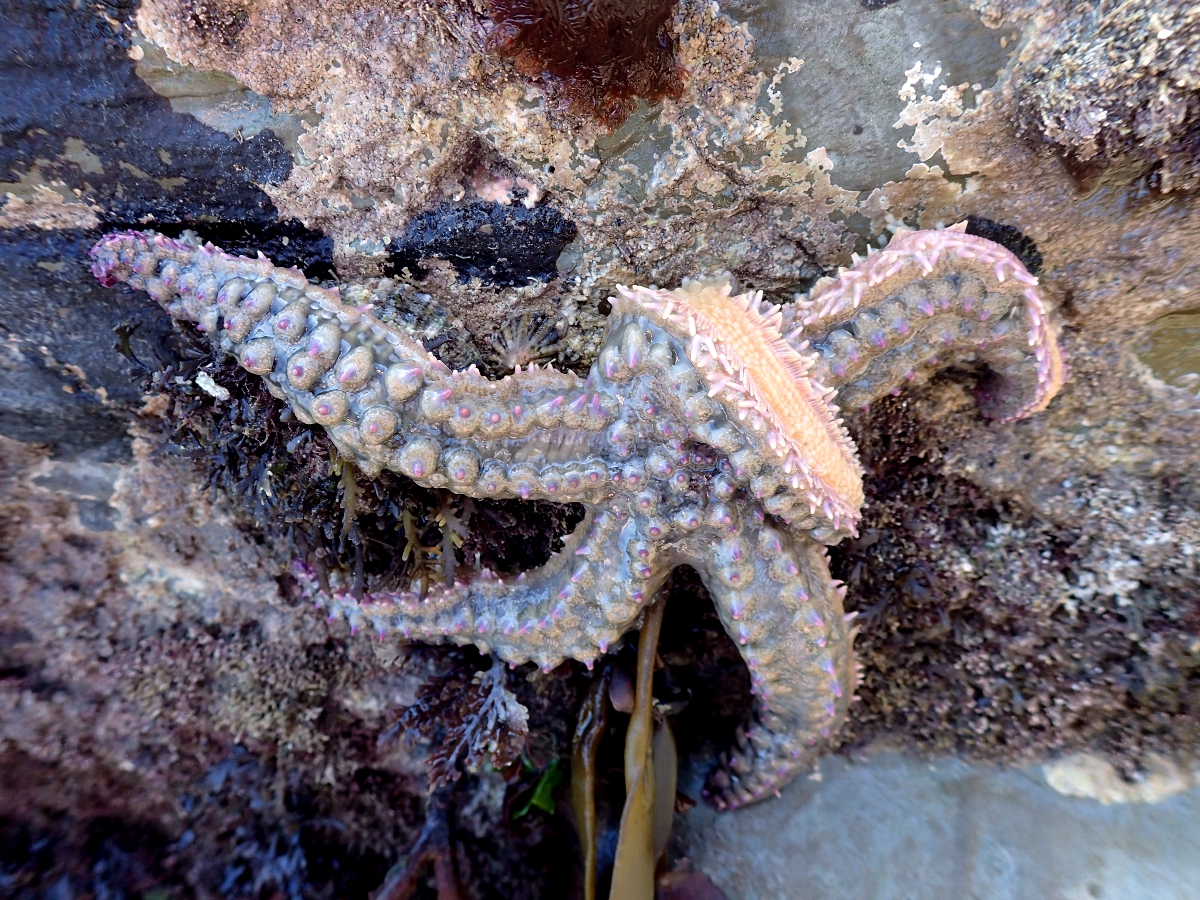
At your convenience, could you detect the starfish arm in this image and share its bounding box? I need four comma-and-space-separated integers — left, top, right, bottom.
89, 231, 621, 492
689, 515, 854, 810
806, 268, 1063, 421
611, 288, 864, 541
786, 228, 1065, 422
300, 508, 664, 671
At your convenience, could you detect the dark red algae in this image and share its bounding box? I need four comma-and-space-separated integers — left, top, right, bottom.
484, 0, 686, 128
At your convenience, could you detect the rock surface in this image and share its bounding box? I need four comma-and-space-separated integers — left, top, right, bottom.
676, 751, 1200, 900
1, 0, 1198, 895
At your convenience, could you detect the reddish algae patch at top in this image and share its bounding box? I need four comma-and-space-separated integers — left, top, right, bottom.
484, 0, 686, 127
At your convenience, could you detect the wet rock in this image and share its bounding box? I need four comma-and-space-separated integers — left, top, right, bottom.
1, 0, 1199, 895
728, 0, 1017, 190
675, 752, 1200, 900
1017, 1, 1200, 193
0, 0, 331, 456
1, 0, 292, 229
0, 228, 174, 456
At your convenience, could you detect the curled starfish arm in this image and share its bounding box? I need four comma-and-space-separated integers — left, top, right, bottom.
89, 231, 620, 492
806, 271, 1057, 420
691, 516, 854, 809
786, 226, 1065, 422
301, 507, 666, 671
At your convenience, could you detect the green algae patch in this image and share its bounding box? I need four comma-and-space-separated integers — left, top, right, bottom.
1136, 311, 1200, 386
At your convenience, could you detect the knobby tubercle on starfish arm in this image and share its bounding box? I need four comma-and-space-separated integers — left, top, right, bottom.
90, 223, 1063, 809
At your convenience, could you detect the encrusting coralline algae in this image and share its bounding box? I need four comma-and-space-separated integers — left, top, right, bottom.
91, 221, 1062, 808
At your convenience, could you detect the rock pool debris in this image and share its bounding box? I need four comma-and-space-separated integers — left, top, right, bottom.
396, 656, 530, 791
194, 370, 230, 401
1044, 752, 1199, 805
606, 595, 670, 900
571, 667, 611, 900
90, 223, 1063, 807
371, 787, 463, 900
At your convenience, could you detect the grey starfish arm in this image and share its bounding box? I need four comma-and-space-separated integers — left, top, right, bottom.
90, 231, 620, 493
686, 513, 855, 810
301, 507, 666, 671
782, 227, 1065, 422
805, 270, 1051, 420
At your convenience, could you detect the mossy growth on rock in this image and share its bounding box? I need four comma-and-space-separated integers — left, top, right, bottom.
833, 390, 1200, 774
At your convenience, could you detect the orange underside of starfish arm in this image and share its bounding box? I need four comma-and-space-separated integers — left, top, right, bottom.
677, 285, 864, 511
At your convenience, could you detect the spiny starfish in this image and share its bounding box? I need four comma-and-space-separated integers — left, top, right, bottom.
90, 223, 1064, 808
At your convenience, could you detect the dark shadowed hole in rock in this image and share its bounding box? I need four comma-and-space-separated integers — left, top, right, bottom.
386, 201, 579, 287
